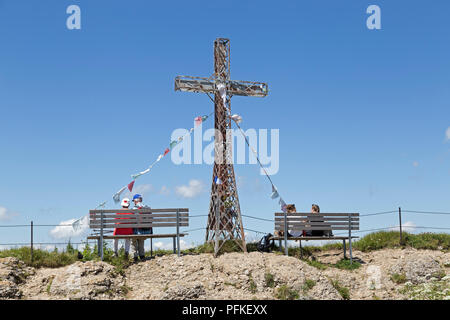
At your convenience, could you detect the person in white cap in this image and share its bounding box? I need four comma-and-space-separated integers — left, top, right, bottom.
113, 198, 133, 258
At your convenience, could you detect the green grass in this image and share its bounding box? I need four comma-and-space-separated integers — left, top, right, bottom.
303, 257, 360, 271
0, 247, 78, 268
391, 273, 407, 284
0, 242, 131, 270
302, 279, 316, 292
331, 280, 350, 300
399, 279, 450, 300
305, 259, 328, 270
352, 231, 450, 252
275, 285, 299, 300
181, 240, 249, 255
46, 275, 55, 294
286, 232, 450, 257
264, 272, 275, 288
248, 272, 257, 294
334, 259, 361, 270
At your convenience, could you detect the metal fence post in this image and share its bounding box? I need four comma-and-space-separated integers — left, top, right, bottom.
284, 211, 288, 256
100, 211, 104, 261
30, 221, 33, 263
176, 209, 180, 257
348, 213, 353, 264
398, 207, 403, 245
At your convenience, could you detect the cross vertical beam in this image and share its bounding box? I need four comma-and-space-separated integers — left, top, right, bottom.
205, 39, 247, 255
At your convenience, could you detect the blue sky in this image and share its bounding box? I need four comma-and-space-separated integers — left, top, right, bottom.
0, 0, 449, 249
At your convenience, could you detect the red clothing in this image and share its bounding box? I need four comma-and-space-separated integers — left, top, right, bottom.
113, 212, 133, 235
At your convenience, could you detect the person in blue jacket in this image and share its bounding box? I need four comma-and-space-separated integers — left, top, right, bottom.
131, 194, 152, 262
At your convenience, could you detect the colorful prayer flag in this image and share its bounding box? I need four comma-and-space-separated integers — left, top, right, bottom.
128, 180, 135, 192
214, 176, 222, 185
170, 140, 178, 149
163, 148, 170, 156
270, 185, 279, 199
113, 186, 127, 204
231, 114, 242, 124
131, 168, 150, 179
195, 116, 203, 126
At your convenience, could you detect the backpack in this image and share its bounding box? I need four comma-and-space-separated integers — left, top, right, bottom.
257, 233, 275, 252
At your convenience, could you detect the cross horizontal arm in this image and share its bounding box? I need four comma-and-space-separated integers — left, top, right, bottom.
175, 75, 268, 97
175, 76, 215, 94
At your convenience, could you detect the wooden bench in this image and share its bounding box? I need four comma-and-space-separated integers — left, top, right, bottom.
87, 208, 189, 260
271, 212, 359, 262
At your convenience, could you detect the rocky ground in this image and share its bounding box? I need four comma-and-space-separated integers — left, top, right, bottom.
1, 248, 449, 300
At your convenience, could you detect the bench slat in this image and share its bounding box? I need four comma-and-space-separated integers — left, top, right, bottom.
89, 213, 189, 219
275, 212, 359, 217
270, 236, 359, 240
276, 226, 359, 231
275, 222, 359, 227
90, 208, 189, 214
274, 218, 359, 222
87, 234, 187, 240
89, 222, 189, 229
89, 217, 189, 223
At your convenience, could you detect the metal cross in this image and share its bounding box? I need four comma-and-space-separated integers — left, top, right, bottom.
175, 38, 268, 256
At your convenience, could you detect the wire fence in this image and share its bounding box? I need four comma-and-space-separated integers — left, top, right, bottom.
0, 207, 449, 249
180, 208, 450, 238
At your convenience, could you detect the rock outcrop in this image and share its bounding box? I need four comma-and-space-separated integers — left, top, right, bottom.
1, 248, 448, 300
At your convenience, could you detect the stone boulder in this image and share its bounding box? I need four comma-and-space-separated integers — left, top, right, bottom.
390, 255, 442, 284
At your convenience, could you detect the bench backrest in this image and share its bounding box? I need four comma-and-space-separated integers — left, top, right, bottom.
274, 212, 359, 231
89, 208, 189, 230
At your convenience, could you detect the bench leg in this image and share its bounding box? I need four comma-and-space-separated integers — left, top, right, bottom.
150, 238, 153, 257
279, 239, 282, 252
349, 237, 353, 264
299, 240, 303, 259
97, 238, 101, 257
173, 237, 176, 254
343, 239, 347, 259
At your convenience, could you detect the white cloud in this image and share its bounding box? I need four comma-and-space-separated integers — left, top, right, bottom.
390, 221, 416, 233
0, 206, 17, 221
446, 127, 450, 142
49, 216, 89, 239
175, 179, 204, 198
151, 239, 194, 251
413, 161, 419, 167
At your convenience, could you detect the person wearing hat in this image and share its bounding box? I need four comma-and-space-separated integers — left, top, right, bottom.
131, 194, 152, 262
113, 198, 133, 258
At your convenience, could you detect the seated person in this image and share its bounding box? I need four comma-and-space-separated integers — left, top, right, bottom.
113, 198, 133, 258
275, 204, 299, 237
305, 204, 333, 237
286, 204, 303, 237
